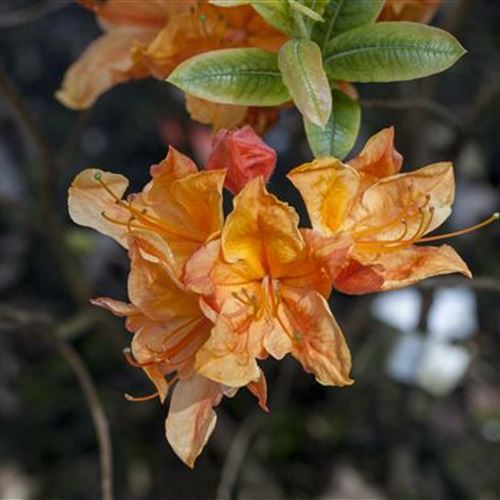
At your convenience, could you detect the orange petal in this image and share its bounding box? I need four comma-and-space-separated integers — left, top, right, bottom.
350, 162, 454, 242
146, 148, 225, 244
90, 297, 171, 402
348, 127, 403, 181
68, 168, 131, 246
206, 126, 277, 194
378, 0, 442, 23
90, 296, 137, 316
222, 177, 306, 278
142, 365, 169, 404
78, 0, 173, 30
127, 241, 200, 322
195, 299, 262, 387
165, 375, 223, 468
333, 258, 385, 295
288, 158, 360, 235
183, 239, 221, 296
263, 316, 293, 361
149, 146, 198, 179
185, 94, 248, 132
247, 369, 269, 412
56, 27, 156, 110
279, 288, 353, 387
359, 244, 471, 291
301, 229, 353, 282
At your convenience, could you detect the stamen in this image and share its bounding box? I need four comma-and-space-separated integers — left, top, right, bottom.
418, 212, 499, 243
162, 318, 206, 360
353, 193, 431, 239
124, 391, 159, 402
95, 172, 122, 204
123, 348, 157, 368
95, 173, 200, 242
101, 210, 129, 227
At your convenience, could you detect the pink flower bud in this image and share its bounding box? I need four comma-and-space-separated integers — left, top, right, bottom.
206, 126, 276, 194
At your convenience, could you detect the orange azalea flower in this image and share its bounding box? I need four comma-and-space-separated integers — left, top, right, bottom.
57, 0, 286, 130
69, 148, 270, 465
68, 147, 225, 278
379, 0, 442, 23
91, 236, 222, 467
184, 177, 353, 388
206, 126, 277, 194
288, 128, 498, 294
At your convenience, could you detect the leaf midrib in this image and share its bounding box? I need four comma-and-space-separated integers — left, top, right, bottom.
175, 70, 282, 83
292, 41, 323, 121
325, 43, 455, 65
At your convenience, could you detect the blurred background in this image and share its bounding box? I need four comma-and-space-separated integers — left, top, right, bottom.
0, 0, 499, 498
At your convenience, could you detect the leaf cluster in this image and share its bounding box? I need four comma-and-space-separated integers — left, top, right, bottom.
169, 0, 465, 159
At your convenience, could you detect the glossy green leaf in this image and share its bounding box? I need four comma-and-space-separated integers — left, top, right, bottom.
324, 22, 466, 82
304, 89, 361, 159
313, 0, 384, 47
288, 0, 325, 22
251, 0, 328, 37
278, 39, 332, 127
167, 48, 290, 106
252, 0, 297, 36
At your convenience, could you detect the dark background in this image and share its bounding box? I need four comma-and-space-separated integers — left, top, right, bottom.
0, 0, 499, 498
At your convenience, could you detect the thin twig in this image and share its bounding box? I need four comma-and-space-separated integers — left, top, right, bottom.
216, 411, 263, 500
462, 74, 500, 127
215, 359, 297, 499
0, 66, 88, 303
0, 306, 114, 500
0, 0, 72, 29
360, 98, 461, 132
49, 332, 114, 500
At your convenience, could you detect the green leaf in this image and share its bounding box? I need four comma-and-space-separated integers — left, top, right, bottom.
288, 0, 325, 22
167, 48, 290, 106
251, 0, 329, 37
313, 0, 384, 48
304, 89, 361, 159
324, 22, 467, 82
251, 0, 297, 36
278, 39, 332, 127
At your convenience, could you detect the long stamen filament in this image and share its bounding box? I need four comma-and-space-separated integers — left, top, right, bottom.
123, 348, 157, 368
418, 212, 499, 243
353, 194, 430, 239
124, 391, 159, 402
94, 173, 199, 242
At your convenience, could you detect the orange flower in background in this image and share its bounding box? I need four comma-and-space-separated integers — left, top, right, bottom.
57, 0, 286, 129
379, 0, 442, 23
184, 177, 353, 389
185, 94, 281, 134
288, 128, 499, 295
206, 126, 277, 194
68, 147, 225, 278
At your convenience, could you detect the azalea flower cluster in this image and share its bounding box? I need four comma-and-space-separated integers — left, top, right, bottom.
67, 126, 493, 466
